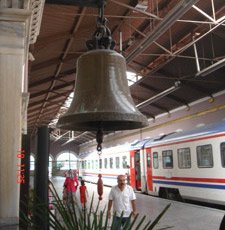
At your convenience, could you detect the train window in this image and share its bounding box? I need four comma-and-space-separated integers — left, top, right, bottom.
99, 159, 102, 169
91, 160, 94, 169
162, 150, 173, 168
110, 157, 113, 168
147, 152, 151, 167
95, 160, 98, 169
197, 144, 213, 168
122, 156, 128, 168
104, 158, 108, 169
153, 152, 158, 169
88, 160, 91, 169
221, 143, 225, 167
116, 157, 120, 168
178, 148, 191, 168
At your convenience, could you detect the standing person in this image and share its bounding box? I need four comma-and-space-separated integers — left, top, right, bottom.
64, 169, 79, 205
107, 174, 137, 229
79, 180, 88, 210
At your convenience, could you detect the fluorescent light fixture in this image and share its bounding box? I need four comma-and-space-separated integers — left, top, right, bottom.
61, 131, 89, 146
53, 131, 70, 142
127, 71, 142, 86
137, 81, 181, 109
196, 57, 225, 77
135, 1, 148, 11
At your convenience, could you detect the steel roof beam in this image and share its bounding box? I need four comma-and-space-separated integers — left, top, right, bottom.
126, 0, 200, 63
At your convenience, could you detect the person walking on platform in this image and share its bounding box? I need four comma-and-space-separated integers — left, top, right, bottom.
79, 180, 88, 210
64, 169, 79, 205
107, 174, 137, 229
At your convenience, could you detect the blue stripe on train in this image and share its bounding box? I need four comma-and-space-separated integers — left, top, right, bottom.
153, 180, 225, 190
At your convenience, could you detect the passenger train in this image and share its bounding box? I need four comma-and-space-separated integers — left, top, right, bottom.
79, 121, 225, 206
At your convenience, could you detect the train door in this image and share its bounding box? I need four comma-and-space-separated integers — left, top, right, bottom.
146, 148, 153, 191
129, 150, 141, 190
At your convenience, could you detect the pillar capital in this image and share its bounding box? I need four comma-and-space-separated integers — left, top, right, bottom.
0, 8, 31, 22
0, 0, 45, 45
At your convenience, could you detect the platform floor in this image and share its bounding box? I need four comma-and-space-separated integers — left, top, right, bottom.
51, 176, 225, 230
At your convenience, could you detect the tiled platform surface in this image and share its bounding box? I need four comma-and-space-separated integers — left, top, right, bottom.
1, 176, 223, 229
51, 176, 225, 230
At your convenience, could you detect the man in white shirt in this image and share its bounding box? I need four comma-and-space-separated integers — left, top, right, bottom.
107, 174, 137, 229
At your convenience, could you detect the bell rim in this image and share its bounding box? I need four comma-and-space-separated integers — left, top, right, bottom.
57, 112, 148, 131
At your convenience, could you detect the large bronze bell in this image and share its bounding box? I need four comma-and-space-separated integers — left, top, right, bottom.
57, 49, 148, 131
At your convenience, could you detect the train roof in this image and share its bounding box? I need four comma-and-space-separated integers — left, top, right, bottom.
145, 120, 225, 147
130, 120, 225, 149
81, 121, 225, 155
130, 132, 178, 149
130, 138, 153, 150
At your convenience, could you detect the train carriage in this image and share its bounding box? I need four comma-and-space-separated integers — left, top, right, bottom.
79, 144, 131, 186
79, 121, 225, 206
141, 121, 225, 205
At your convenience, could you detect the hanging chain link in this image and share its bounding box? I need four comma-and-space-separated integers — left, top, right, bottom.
86, 0, 115, 50
96, 127, 103, 200
96, 127, 103, 173
96, 127, 103, 155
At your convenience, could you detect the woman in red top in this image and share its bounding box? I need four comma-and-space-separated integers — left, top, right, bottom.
79, 180, 88, 209
64, 170, 79, 205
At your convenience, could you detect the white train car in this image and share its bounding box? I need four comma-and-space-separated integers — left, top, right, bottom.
79, 121, 225, 206
139, 121, 225, 205
79, 144, 131, 186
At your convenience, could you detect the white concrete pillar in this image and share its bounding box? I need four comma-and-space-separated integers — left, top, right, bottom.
0, 4, 31, 226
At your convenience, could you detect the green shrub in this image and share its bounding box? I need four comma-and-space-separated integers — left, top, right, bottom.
21, 181, 171, 229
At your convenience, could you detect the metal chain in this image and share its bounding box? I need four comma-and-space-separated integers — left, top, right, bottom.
96, 127, 103, 173
86, 0, 115, 50
96, 128, 103, 153
98, 148, 102, 173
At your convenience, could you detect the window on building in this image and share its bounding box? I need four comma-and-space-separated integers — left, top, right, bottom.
56, 152, 77, 170
30, 155, 35, 170
162, 150, 173, 168
197, 144, 213, 168
178, 147, 191, 168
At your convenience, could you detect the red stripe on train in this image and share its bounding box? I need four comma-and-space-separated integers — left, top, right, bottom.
153, 176, 225, 183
